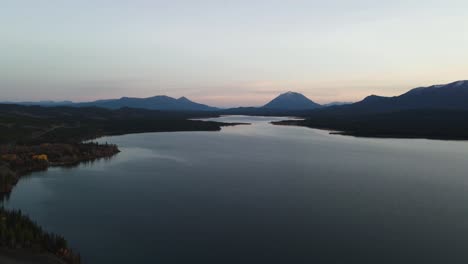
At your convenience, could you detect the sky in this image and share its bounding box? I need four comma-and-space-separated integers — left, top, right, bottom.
1, 0, 468, 107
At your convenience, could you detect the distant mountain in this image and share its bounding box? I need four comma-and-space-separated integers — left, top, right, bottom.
76, 95, 217, 111
361, 80, 468, 109
276, 80, 468, 140
262, 92, 321, 110
9, 96, 217, 111
320, 80, 468, 115
8, 80, 467, 113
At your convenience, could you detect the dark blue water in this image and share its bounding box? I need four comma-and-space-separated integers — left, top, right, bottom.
5, 116, 468, 263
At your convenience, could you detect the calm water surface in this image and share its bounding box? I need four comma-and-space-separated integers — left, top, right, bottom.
5, 116, 468, 263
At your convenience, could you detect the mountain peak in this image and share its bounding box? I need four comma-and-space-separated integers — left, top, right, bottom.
263, 91, 321, 110
361, 94, 387, 102
177, 96, 191, 102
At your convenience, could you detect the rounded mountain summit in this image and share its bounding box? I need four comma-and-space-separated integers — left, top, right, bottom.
262, 91, 321, 110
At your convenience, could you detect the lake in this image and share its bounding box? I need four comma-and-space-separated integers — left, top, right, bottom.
5, 116, 468, 263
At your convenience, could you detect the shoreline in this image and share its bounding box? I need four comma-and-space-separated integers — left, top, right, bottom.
0, 142, 120, 264
0, 119, 246, 263
272, 120, 468, 141
1, 143, 120, 197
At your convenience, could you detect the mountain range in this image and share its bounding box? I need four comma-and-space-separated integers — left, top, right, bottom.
3, 80, 468, 140
7, 91, 322, 111
5, 80, 468, 113
268, 80, 468, 140
7, 96, 217, 111
75, 95, 217, 111
318, 80, 468, 115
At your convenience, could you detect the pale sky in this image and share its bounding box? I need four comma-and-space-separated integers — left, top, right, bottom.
1, 0, 467, 107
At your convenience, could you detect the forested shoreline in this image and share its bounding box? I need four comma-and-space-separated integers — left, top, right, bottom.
272, 109, 468, 140
0, 104, 236, 263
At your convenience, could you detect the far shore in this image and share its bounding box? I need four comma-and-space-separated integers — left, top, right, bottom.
272, 119, 468, 141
